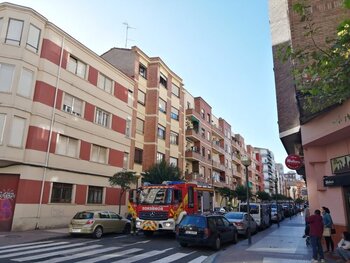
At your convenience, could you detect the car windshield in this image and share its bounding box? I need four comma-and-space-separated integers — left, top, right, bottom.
240, 204, 259, 214
225, 212, 243, 219
73, 212, 94, 219
180, 216, 206, 228
139, 188, 172, 205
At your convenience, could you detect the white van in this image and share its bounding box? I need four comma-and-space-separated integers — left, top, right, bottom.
239, 202, 271, 229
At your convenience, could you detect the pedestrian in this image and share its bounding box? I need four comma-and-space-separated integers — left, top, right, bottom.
322, 206, 334, 253
335, 231, 350, 263
306, 209, 325, 263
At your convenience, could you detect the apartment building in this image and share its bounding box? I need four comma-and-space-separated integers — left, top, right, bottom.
269, 0, 350, 235
275, 163, 286, 196
247, 145, 264, 195
254, 148, 276, 195
0, 3, 134, 231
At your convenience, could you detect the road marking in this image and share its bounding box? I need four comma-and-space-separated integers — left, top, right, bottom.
188, 256, 208, 263
0, 242, 87, 259
74, 248, 143, 263
0, 241, 54, 250
37, 246, 117, 263
152, 251, 195, 263
111, 248, 173, 263
0, 241, 68, 254
114, 235, 128, 239
12, 244, 102, 262
122, 240, 151, 246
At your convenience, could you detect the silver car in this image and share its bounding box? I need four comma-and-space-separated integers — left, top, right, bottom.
224, 212, 258, 237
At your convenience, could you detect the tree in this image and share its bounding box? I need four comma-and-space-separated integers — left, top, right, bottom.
279, 0, 350, 121
109, 170, 136, 214
142, 160, 182, 184
235, 185, 252, 202
217, 187, 237, 206
294, 197, 304, 204
256, 191, 271, 201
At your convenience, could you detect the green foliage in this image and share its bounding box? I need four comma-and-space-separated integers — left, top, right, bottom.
235, 185, 252, 201
271, 193, 289, 200
109, 170, 136, 214
143, 160, 182, 184
256, 191, 271, 201
217, 187, 237, 205
279, 1, 350, 119
294, 197, 304, 204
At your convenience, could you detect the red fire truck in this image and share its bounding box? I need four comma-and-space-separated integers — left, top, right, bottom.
128, 181, 214, 236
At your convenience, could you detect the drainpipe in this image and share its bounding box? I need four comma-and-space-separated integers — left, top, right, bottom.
35, 36, 65, 229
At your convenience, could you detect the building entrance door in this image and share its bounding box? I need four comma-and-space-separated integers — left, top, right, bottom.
344, 187, 350, 232
0, 174, 19, 231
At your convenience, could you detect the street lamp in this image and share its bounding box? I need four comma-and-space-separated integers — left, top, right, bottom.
241, 155, 252, 245
274, 177, 280, 228
287, 186, 291, 220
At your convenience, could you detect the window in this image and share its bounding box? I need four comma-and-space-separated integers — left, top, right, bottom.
207, 150, 211, 160
95, 108, 110, 127
17, 68, 34, 97
201, 109, 205, 119
87, 186, 103, 204
97, 73, 112, 93
123, 152, 129, 170
170, 131, 179, 145
136, 118, 144, 134
139, 63, 147, 79
172, 83, 179, 97
170, 157, 178, 167
201, 128, 205, 138
156, 152, 165, 163
125, 118, 131, 137
51, 183, 72, 203
9, 116, 25, 148
67, 55, 86, 78
26, 24, 41, 52
157, 125, 166, 140
0, 114, 6, 145
201, 147, 205, 157
159, 98, 166, 113
0, 18, 3, 35
138, 90, 146, 105
5, 18, 23, 46
207, 131, 211, 141
62, 93, 83, 116
56, 135, 78, 158
171, 107, 179, 121
134, 148, 143, 164
91, 144, 107, 163
0, 63, 15, 92
159, 73, 167, 88
207, 113, 211, 123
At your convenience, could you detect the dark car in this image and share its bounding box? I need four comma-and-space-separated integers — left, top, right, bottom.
176, 214, 238, 250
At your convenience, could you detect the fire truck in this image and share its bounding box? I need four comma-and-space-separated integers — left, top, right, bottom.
128, 181, 214, 236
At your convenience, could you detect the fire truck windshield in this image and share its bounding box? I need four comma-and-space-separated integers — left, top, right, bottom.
139, 188, 172, 205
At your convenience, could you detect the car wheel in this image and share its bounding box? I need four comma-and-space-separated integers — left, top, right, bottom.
93, 226, 103, 239
213, 236, 221, 250
123, 224, 131, 234
180, 242, 188, 247
232, 231, 238, 244
143, 230, 154, 237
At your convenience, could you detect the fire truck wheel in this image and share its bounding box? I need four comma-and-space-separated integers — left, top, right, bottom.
143, 230, 154, 237
93, 226, 103, 239
180, 242, 188, 248
213, 236, 221, 250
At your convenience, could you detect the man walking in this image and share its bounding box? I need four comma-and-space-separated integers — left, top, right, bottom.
306, 209, 325, 262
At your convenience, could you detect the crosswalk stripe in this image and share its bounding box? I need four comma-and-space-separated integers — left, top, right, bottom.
74, 248, 143, 263
0, 242, 86, 258
152, 252, 194, 263
37, 246, 117, 263
13, 244, 102, 262
0, 241, 54, 250
188, 255, 208, 263
0, 242, 68, 254
111, 248, 173, 263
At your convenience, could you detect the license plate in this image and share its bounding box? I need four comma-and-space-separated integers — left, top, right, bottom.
185, 230, 197, 235
71, 229, 81, 233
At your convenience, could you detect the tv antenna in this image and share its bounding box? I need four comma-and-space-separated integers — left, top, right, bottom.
123, 22, 135, 48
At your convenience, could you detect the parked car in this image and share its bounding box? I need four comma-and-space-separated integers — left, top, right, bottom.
176, 214, 238, 250
270, 204, 284, 222
239, 202, 271, 229
224, 212, 258, 237
68, 210, 131, 239
213, 207, 227, 214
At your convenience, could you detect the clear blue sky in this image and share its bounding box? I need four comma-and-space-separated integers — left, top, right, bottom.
9, 0, 290, 170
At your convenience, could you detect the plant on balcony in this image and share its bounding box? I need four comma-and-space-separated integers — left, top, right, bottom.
109, 170, 136, 214
143, 160, 182, 184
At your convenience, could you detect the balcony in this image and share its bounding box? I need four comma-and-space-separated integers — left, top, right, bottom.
212, 141, 225, 155
211, 124, 224, 138
185, 148, 202, 161
232, 153, 241, 164
185, 172, 205, 183
212, 160, 225, 171
185, 128, 201, 142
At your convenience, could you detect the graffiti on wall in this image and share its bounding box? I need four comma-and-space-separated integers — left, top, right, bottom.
0, 189, 16, 221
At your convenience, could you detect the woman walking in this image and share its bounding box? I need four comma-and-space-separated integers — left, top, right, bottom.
322, 206, 334, 253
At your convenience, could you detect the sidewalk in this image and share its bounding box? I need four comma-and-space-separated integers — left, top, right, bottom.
0, 228, 69, 246
209, 213, 340, 263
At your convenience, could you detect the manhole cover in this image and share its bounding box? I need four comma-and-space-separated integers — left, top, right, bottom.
5, 235, 21, 238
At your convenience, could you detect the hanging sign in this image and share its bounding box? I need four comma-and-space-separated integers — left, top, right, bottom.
285, 154, 303, 170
